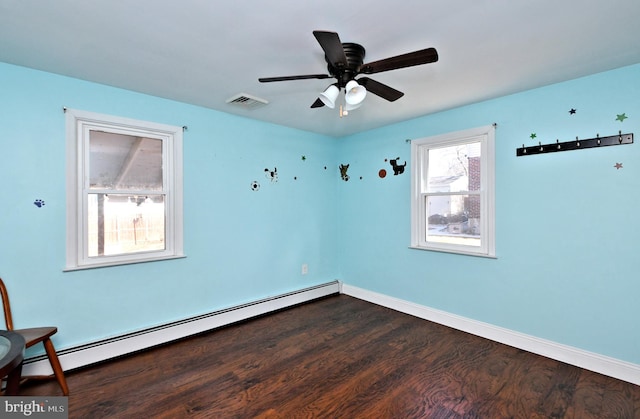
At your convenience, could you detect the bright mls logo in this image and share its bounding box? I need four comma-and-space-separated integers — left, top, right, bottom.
2, 397, 67, 418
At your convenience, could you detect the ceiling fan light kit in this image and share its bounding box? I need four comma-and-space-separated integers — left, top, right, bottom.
319, 84, 339, 108
259, 30, 438, 116
344, 80, 366, 106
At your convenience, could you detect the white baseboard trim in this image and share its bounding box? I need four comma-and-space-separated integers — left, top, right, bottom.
23, 281, 341, 376
341, 284, 640, 386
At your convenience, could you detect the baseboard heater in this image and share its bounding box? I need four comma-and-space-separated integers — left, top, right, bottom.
23, 280, 341, 376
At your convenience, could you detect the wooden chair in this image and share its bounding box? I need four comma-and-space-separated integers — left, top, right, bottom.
0, 277, 69, 395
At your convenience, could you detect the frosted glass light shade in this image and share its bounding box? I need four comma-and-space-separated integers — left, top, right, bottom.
345, 80, 366, 105
319, 85, 339, 108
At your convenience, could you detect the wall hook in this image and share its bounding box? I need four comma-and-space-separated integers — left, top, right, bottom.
516, 132, 633, 156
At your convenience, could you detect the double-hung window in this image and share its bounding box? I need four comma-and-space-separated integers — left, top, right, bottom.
65, 109, 184, 270
411, 124, 495, 257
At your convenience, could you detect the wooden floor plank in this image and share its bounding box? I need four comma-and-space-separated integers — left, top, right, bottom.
18, 295, 640, 418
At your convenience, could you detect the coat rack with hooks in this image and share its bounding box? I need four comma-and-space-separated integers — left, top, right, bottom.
516, 131, 633, 157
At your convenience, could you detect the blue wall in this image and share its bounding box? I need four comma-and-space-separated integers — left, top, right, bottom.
1, 61, 639, 365
337, 63, 640, 364
0, 62, 340, 353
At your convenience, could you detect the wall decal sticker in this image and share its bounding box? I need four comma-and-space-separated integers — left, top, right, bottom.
339, 164, 350, 181
569, 108, 577, 115
250, 181, 260, 191
264, 167, 278, 182
301, 155, 307, 161
389, 158, 406, 175
530, 133, 537, 139
379, 169, 387, 178
614, 162, 623, 170
616, 113, 628, 122
33, 199, 45, 208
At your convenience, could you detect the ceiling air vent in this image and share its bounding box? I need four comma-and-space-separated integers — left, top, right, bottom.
226, 93, 269, 110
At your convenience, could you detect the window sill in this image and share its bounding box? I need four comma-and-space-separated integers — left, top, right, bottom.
64, 254, 187, 272
408, 245, 496, 259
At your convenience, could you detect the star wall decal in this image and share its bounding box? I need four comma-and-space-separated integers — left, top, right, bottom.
569, 108, 576, 115
301, 155, 307, 161
614, 162, 623, 170
530, 133, 537, 139
616, 113, 628, 122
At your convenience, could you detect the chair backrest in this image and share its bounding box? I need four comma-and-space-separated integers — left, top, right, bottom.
0, 277, 15, 330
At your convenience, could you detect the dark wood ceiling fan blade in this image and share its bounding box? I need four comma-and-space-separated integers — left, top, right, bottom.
358, 77, 404, 102
360, 48, 438, 74
310, 98, 325, 108
313, 30, 348, 67
259, 74, 331, 83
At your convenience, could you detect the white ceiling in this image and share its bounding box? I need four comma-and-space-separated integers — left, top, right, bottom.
2, 0, 640, 137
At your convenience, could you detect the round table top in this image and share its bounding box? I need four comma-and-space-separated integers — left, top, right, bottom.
0, 330, 25, 376
0, 335, 10, 358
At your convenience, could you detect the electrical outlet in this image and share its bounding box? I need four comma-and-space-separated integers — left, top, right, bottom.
301, 263, 308, 275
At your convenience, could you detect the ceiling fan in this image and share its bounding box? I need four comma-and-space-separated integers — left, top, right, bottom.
259, 30, 438, 112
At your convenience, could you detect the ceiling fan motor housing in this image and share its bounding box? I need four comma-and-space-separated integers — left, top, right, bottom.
327, 43, 365, 87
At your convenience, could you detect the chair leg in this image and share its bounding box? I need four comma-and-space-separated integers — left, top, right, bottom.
43, 338, 69, 396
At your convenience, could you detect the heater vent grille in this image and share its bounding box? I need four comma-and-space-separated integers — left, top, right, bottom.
226, 93, 269, 110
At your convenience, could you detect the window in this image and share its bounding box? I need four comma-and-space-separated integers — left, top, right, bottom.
66, 109, 184, 270
411, 124, 495, 257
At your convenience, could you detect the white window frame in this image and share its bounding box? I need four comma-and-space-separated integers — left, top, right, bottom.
65, 109, 184, 270
410, 124, 496, 258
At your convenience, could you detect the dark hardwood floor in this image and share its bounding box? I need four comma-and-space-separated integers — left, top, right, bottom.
19, 295, 640, 418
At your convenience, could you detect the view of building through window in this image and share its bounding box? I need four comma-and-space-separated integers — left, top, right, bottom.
425, 141, 481, 247
87, 131, 166, 257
